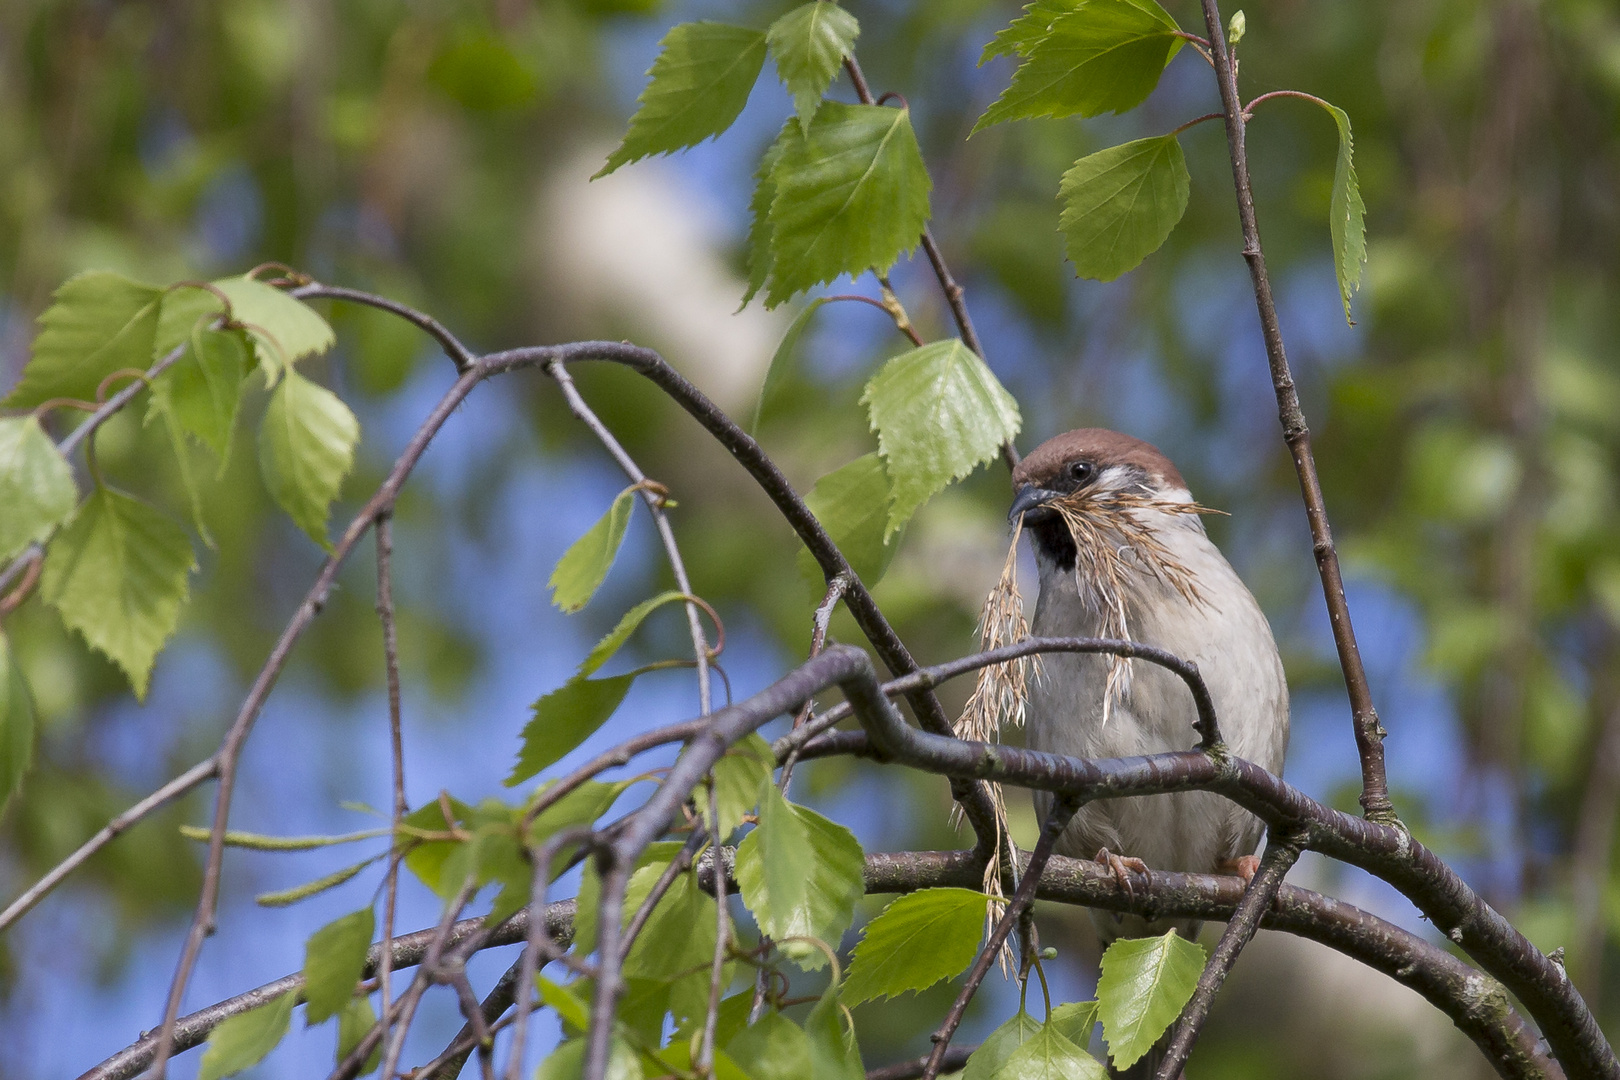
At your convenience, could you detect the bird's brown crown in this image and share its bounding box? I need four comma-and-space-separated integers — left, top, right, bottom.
1012, 429, 1186, 493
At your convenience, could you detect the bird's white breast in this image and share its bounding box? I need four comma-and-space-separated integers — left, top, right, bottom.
1024, 506, 1289, 875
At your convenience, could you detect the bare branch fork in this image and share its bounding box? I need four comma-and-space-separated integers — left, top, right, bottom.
1196, 0, 1396, 825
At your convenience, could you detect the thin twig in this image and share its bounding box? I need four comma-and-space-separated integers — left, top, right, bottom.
824, 294, 925, 347
1197, 0, 1396, 824
375, 876, 480, 1080
148, 362, 490, 1078
546, 359, 712, 716
779, 572, 852, 791
374, 514, 407, 1036
921, 797, 1079, 1079
505, 827, 595, 1080
291, 283, 479, 373
424, 1001, 521, 1080
868, 1047, 976, 1080
0, 756, 219, 932
1153, 833, 1305, 1079
697, 784, 729, 1078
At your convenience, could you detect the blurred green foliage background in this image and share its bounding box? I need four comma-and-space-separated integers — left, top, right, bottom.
3, 0, 1620, 1076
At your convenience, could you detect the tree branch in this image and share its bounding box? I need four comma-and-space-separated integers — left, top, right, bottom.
921, 797, 1078, 1079
840, 641, 1610, 1080
1154, 832, 1305, 1079
1196, 0, 1395, 825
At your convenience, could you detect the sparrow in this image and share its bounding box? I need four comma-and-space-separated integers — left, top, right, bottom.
1010, 429, 1290, 942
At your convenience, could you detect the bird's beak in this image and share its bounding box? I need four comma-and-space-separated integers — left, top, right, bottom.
1009, 485, 1062, 525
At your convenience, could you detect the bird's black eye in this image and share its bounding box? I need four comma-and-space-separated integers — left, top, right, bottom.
1067, 460, 1096, 486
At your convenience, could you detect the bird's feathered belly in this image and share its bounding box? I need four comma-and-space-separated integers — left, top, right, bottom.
1024, 524, 1288, 877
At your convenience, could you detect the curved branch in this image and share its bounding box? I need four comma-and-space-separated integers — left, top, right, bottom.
840, 644, 1611, 1080
291, 283, 478, 373
862, 851, 1558, 1080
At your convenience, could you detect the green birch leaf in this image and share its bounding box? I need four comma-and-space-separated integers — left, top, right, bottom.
797, 452, 901, 592
806, 980, 864, 1080
994, 1021, 1105, 1080
146, 325, 250, 468
840, 887, 988, 1005
303, 907, 375, 1025
622, 863, 724, 1019
538, 975, 592, 1032
736, 781, 865, 968
398, 796, 476, 896
3, 271, 163, 409
752, 296, 830, 431
154, 282, 228, 358
214, 275, 336, 380
258, 368, 360, 549
550, 487, 637, 613
764, 102, 932, 307
535, 1037, 644, 1080
726, 1010, 812, 1080
972, 0, 1182, 132
570, 841, 684, 956
41, 487, 195, 700
705, 732, 776, 840
335, 997, 382, 1075
506, 673, 637, 786
526, 779, 631, 857
861, 339, 1021, 537
255, 856, 377, 907
963, 1009, 1044, 1080
0, 632, 37, 811
1058, 135, 1190, 281
596, 22, 767, 178
735, 778, 808, 934
742, 124, 793, 307
149, 392, 214, 549
197, 991, 296, 1080
0, 415, 79, 562
1097, 930, 1205, 1069
578, 589, 688, 676
767, 2, 861, 133
1050, 999, 1101, 1046
1324, 102, 1367, 324
980, 0, 1079, 64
